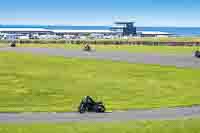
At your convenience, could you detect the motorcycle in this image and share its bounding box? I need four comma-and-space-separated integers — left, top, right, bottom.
194, 50, 200, 58
10, 41, 16, 47
83, 44, 93, 52
78, 96, 106, 113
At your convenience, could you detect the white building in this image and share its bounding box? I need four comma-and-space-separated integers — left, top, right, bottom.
137, 31, 173, 37
0, 28, 174, 40
52, 30, 113, 34
38, 34, 61, 39
2, 34, 18, 40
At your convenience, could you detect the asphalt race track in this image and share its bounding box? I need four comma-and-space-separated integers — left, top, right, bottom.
0, 106, 200, 123
0, 47, 200, 68
0, 47, 200, 123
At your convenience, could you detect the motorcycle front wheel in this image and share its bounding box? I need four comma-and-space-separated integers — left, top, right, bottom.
79, 104, 86, 113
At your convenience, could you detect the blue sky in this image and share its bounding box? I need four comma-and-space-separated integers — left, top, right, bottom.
0, 0, 200, 27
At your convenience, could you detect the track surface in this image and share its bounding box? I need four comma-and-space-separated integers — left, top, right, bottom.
0, 47, 200, 68
1, 106, 200, 123
0, 47, 200, 123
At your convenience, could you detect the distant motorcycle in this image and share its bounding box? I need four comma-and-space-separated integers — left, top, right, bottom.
10, 41, 16, 47
78, 96, 106, 113
83, 44, 92, 52
194, 50, 200, 58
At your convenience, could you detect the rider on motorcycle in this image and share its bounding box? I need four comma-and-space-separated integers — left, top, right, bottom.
10, 41, 16, 47
78, 96, 105, 113
83, 43, 91, 51
82, 96, 96, 106
195, 49, 200, 58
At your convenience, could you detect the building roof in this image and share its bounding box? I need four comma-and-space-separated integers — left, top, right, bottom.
0, 28, 51, 32
111, 25, 125, 29
0, 28, 114, 34
52, 30, 114, 33
137, 31, 173, 35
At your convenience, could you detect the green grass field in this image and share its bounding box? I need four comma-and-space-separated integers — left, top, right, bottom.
0, 119, 200, 133
0, 51, 200, 112
127, 36, 200, 42
17, 43, 199, 55
0, 43, 8, 47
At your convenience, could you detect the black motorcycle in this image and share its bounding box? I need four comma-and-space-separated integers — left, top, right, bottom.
10, 41, 16, 47
83, 44, 92, 52
78, 96, 106, 113
194, 50, 200, 58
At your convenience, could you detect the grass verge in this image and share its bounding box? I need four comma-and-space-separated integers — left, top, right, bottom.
0, 52, 200, 112
0, 43, 8, 48
0, 119, 200, 133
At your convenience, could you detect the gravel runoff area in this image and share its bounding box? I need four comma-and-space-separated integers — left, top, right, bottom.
0, 47, 200, 68
0, 47, 200, 123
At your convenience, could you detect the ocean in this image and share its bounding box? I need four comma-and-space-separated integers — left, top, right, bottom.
0, 25, 200, 36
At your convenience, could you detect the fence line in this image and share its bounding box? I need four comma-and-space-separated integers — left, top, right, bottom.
1, 40, 200, 46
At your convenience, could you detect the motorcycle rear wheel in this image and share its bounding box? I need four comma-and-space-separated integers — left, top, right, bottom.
96, 105, 106, 113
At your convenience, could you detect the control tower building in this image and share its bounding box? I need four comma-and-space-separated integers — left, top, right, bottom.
111, 21, 136, 36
